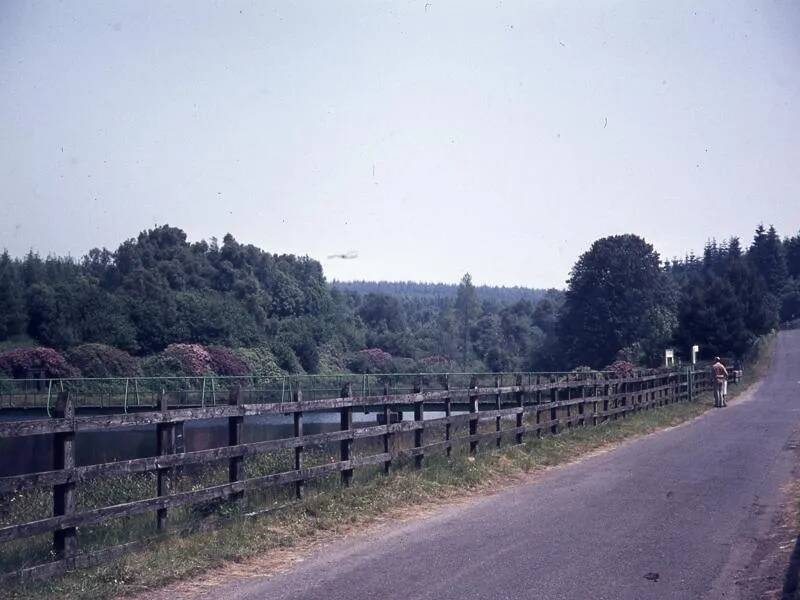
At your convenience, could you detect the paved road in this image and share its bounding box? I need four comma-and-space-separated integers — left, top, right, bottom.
203, 330, 800, 600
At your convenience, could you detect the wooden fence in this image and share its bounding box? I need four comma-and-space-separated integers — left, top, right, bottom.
0, 368, 713, 583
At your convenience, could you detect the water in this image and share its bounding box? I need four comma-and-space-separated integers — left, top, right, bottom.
0, 408, 451, 477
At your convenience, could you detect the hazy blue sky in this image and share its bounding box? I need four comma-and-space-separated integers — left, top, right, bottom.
1, 1, 799, 288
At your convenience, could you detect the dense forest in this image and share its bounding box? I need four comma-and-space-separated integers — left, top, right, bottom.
0, 224, 797, 379
331, 280, 551, 305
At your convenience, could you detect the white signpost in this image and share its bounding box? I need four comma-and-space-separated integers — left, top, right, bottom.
691, 345, 699, 365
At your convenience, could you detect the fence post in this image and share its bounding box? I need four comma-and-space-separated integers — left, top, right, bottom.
641, 378, 646, 410
535, 375, 542, 438
659, 376, 665, 407
565, 379, 572, 430
413, 378, 424, 469
494, 375, 502, 448
675, 371, 680, 403
53, 391, 76, 559
156, 390, 175, 531
444, 375, 453, 457
340, 383, 353, 487
228, 386, 244, 504
515, 374, 524, 445
293, 386, 304, 499
641, 378, 646, 409
469, 376, 479, 455
382, 382, 392, 474
668, 373, 674, 404
550, 376, 558, 435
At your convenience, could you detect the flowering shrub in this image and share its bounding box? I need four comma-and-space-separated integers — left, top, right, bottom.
207, 346, 249, 376
417, 355, 457, 373
605, 360, 636, 378
163, 344, 214, 376
66, 344, 141, 378
0, 347, 77, 379
346, 348, 393, 374
420, 355, 450, 365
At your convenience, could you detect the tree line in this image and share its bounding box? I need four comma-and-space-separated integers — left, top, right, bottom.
551, 225, 797, 369
331, 280, 550, 305
0, 223, 797, 379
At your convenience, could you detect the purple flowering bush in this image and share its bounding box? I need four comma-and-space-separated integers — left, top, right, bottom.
207, 346, 249, 376
163, 343, 214, 376
66, 343, 141, 378
0, 347, 77, 379
417, 355, 457, 373
605, 360, 636, 378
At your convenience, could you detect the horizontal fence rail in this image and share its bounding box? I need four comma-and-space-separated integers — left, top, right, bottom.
0, 369, 693, 412
0, 368, 715, 584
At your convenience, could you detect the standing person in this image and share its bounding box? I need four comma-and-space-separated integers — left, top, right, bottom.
712, 357, 729, 408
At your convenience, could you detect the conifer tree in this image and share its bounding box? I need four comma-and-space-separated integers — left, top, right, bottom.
0, 251, 26, 339
749, 224, 788, 295
785, 230, 800, 279
455, 273, 478, 365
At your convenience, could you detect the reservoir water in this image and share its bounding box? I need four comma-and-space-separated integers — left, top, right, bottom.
0, 408, 453, 477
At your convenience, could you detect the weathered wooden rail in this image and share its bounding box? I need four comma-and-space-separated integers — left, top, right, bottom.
0, 368, 713, 583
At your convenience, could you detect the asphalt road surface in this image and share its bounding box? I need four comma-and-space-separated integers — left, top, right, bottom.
200, 330, 800, 600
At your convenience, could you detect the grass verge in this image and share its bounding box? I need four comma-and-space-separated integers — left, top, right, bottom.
5, 344, 774, 600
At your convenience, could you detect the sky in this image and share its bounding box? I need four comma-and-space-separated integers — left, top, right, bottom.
1, 1, 799, 289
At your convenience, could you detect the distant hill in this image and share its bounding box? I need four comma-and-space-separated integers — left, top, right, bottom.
330, 280, 557, 305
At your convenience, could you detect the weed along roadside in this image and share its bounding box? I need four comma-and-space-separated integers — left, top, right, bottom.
0, 344, 774, 600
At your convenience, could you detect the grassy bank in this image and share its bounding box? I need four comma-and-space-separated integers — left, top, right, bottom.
5, 345, 773, 600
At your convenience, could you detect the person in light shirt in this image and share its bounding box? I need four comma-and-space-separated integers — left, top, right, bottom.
712, 357, 729, 408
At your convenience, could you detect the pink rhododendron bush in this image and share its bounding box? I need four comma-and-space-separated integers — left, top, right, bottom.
66, 343, 141, 378
0, 347, 77, 379
162, 343, 214, 376
207, 346, 249, 376
418, 355, 457, 373
605, 360, 636, 378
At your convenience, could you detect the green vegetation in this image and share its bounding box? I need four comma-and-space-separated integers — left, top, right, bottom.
0, 224, 796, 379
557, 235, 676, 368
330, 280, 550, 305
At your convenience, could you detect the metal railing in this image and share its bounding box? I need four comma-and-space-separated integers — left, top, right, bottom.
0, 368, 675, 412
